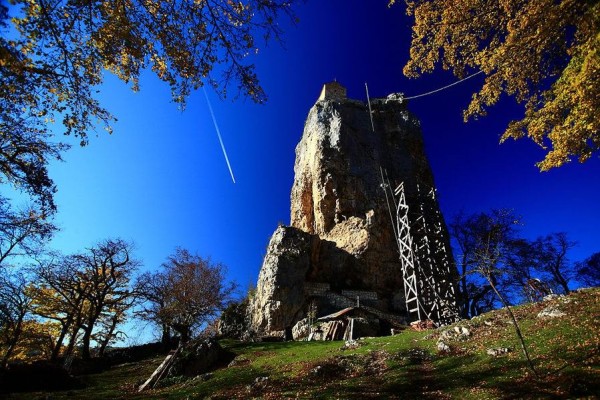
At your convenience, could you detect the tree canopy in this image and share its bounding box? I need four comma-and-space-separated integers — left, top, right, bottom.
137, 248, 235, 344
28, 239, 138, 360
0, 0, 295, 207
450, 209, 521, 317
395, 0, 599, 171
577, 251, 600, 287
0, 196, 56, 267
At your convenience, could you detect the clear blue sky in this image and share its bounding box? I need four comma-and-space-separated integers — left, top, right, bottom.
41, 0, 599, 327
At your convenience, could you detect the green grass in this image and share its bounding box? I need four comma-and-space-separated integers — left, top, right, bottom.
6, 288, 600, 399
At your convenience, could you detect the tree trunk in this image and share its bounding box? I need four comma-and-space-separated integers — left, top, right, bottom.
180, 328, 190, 345
161, 324, 171, 348
1, 315, 24, 368
98, 315, 119, 358
488, 276, 539, 378
51, 319, 71, 362
554, 268, 570, 294
81, 304, 104, 360
64, 325, 80, 359
460, 258, 470, 319
64, 305, 86, 359
81, 325, 93, 360
173, 324, 190, 345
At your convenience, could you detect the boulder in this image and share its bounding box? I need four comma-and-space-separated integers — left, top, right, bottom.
292, 318, 310, 340
167, 338, 224, 378
537, 306, 566, 319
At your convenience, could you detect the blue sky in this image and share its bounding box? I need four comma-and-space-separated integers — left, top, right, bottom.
33, 1, 599, 335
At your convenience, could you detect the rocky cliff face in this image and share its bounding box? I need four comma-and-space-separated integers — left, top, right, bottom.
290, 97, 436, 294
250, 86, 456, 337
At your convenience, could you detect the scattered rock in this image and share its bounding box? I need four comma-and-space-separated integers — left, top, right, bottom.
454, 326, 470, 336
437, 341, 451, 352
486, 347, 512, 357
538, 306, 566, 318
307, 360, 346, 379
341, 339, 361, 350
194, 372, 213, 382
484, 320, 493, 327
439, 326, 470, 341
228, 356, 250, 368
246, 376, 270, 393
410, 320, 436, 331
543, 294, 561, 302
407, 348, 431, 361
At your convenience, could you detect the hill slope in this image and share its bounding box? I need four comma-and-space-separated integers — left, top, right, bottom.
7, 288, 600, 399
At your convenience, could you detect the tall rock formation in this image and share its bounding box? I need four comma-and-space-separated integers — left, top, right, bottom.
250, 83, 458, 337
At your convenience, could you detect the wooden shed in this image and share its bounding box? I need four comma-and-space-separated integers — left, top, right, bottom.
310, 307, 380, 341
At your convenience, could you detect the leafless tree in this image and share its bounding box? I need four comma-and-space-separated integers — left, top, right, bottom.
450, 210, 519, 317
0, 270, 33, 368
532, 233, 576, 295
577, 252, 600, 287
0, 196, 56, 268
465, 209, 539, 378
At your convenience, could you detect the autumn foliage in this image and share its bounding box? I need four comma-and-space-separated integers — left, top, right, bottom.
0, 0, 295, 208
396, 0, 599, 170
136, 248, 236, 345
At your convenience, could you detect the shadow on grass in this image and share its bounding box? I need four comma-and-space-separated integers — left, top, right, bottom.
224, 339, 339, 352
383, 351, 599, 400
273, 347, 600, 400
150, 365, 273, 400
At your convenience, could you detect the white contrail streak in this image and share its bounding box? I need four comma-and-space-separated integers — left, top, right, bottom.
202, 87, 236, 184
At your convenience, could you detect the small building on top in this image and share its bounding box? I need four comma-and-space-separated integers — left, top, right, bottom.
318, 81, 347, 101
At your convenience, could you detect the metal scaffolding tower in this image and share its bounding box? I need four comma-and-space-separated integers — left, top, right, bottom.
411, 184, 459, 324
394, 182, 424, 321
381, 170, 459, 325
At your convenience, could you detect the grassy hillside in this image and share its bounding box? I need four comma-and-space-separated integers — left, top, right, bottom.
7, 288, 599, 399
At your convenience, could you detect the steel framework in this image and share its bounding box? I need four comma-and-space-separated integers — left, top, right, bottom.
381, 170, 459, 325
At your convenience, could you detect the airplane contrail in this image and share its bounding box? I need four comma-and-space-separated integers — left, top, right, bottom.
203, 86, 236, 184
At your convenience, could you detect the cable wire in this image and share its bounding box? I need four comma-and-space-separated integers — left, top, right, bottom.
404, 70, 484, 100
